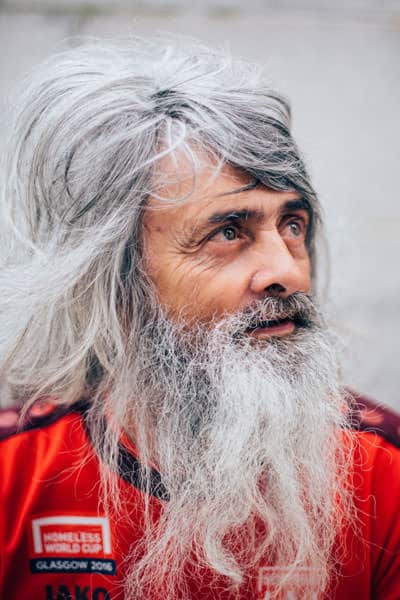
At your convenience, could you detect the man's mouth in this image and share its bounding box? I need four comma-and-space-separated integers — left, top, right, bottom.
245, 315, 307, 338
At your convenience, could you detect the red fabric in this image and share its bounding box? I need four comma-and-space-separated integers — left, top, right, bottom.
1, 408, 400, 599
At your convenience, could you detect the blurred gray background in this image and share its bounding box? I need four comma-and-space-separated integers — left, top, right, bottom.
0, 0, 399, 410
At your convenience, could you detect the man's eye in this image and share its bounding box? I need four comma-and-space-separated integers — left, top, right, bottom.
286, 220, 304, 238
210, 225, 240, 242
222, 226, 238, 241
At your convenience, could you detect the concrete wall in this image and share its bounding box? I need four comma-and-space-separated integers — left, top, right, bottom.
1, 1, 399, 410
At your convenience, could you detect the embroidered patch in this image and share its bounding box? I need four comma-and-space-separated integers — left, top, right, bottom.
257, 566, 320, 599
29, 514, 116, 575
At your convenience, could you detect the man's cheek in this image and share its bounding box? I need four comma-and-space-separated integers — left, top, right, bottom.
161, 262, 214, 309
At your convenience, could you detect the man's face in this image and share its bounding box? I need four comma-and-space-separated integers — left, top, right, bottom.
142, 161, 311, 338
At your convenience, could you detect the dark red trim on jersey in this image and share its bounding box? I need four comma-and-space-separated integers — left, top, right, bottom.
348, 391, 400, 449
79, 402, 170, 502
0, 402, 71, 440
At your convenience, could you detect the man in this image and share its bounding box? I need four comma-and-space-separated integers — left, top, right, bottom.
0, 37, 399, 600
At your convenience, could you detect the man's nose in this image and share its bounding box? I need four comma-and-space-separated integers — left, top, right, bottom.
249, 233, 310, 298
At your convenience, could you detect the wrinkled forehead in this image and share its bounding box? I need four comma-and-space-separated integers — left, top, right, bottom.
147, 147, 288, 211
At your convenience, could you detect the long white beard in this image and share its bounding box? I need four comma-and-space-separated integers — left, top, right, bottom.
104, 294, 354, 598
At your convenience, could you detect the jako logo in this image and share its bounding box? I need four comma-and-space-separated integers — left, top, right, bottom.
45, 585, 110, 600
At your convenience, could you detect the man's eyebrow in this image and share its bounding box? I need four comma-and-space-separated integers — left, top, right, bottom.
207, 198, 311, 226
281, 198, 312, 215
208, 208, 264, 225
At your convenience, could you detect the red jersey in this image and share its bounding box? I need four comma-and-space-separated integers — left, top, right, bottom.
0, 396, 400, 600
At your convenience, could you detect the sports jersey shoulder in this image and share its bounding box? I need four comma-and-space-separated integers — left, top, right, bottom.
333, 393, 400, 600
353, 431, 400, 599
0, 405, 96, 545
0, 402, 163, 600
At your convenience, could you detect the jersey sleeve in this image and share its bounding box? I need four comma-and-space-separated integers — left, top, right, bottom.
369, 435, 400, 599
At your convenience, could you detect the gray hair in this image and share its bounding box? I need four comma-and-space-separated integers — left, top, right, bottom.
0, 36, 320, 408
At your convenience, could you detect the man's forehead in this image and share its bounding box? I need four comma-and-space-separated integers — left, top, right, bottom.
149, 153, 255, 208
147, 152, 301, 221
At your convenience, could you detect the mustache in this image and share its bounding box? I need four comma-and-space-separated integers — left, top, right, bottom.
227, 292, 320, 336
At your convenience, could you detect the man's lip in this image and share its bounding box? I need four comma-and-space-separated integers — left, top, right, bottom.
246, 318, 296, 338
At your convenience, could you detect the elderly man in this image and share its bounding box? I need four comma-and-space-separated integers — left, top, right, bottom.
0, 38, 399, 600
